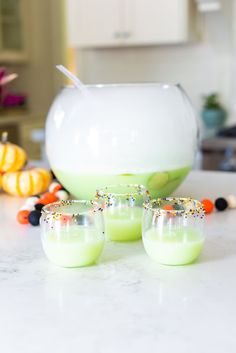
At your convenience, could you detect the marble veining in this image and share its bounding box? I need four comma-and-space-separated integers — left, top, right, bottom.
0, 171, 236, 353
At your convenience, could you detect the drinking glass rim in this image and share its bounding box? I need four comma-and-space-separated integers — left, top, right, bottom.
96, 184, 149, 198
42, 200, 100, 217
143, 197, 205, 216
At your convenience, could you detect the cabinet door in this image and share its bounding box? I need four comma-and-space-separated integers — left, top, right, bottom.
66, 0, 124, 47
0, 0, 28, 62
124, 0, 191, 45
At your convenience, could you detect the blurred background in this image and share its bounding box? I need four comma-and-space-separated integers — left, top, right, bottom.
0, 0, 236, 171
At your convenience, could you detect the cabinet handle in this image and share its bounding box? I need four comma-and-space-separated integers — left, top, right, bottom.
113, 32, 131, 39
113, 32, 121, 39
122, 31, 131, 38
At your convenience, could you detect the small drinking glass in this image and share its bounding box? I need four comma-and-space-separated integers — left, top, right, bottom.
142, 197, 205, 265
96, 184, 150, 242
41, 200, 105, 268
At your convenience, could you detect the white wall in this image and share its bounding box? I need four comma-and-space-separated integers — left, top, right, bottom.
75, 8, 235, 125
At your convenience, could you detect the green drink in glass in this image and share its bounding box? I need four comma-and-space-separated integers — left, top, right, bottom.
142, 198, 205, 265
41, 200, 105, 267
96, 184, 150, 242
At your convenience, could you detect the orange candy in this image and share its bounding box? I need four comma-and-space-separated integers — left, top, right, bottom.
61, 215, 72, 225
52, 184, 62, 193
36, 198, 50, 205
41, 192, 58, 204
201, 199, 214, 214
163, 205, 174, 211
17, 210, 30, 224
162, 204, 175, 218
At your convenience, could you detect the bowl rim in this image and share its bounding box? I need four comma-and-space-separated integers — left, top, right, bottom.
61, 82, 182, 90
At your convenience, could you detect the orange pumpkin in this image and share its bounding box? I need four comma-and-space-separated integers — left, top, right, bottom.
2, 168, 52, 197
0, 132, 27, 173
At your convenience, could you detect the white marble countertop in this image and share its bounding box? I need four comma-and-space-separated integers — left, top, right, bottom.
0, 171, 236, 353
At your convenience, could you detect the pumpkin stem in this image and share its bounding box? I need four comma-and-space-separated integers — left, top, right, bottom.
1, 131, 8, 144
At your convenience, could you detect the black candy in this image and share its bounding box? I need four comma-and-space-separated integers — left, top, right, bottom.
215, 197, 228, 211
173, 203, 184, 211
28, 210, 41, 226
74, 214, 91, 226
34, 203, 44, 211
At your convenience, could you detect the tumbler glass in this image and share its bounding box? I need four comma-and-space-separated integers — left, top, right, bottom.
96, 184, 150, 242
142, 197, 205, 265
41, 200, 105, 267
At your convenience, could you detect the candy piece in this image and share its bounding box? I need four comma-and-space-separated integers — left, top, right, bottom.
201, 199, 214, 214
55, 190, 69, 201
61, 215, 72, 225
41, 192, 58, 204
49, 181, 61, 193
226, 195, 236, 209
163, 205, 174, 211
52, 184, 62, 193
28, 210, 41, 226
17, 210, 30, 224
173, 203, 184, 211
25, 196, 40, 207
34, 203, 44, 211
74, 214, 87, 225
36, 198, 50, 205
20, 204, 34, 211
162, 204, 175, 218
215, 197, 228, 211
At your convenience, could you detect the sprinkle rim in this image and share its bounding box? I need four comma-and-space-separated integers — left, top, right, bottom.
41, 200, 101, 218
96, 184, 149, 198
143, 197, 205, 217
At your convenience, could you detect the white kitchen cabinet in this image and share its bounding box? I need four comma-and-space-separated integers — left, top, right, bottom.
66, 0, 123, 47
66, 0, 195, 48
124, 0, 193, 45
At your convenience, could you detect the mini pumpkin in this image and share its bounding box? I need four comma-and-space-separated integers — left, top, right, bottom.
0, 132, 27, 173
2, 168, 52, 197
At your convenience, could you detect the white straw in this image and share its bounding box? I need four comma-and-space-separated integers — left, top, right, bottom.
56, 65, 88, 96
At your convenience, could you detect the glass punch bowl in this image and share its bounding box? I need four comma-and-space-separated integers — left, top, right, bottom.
46, 83, 197, 199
